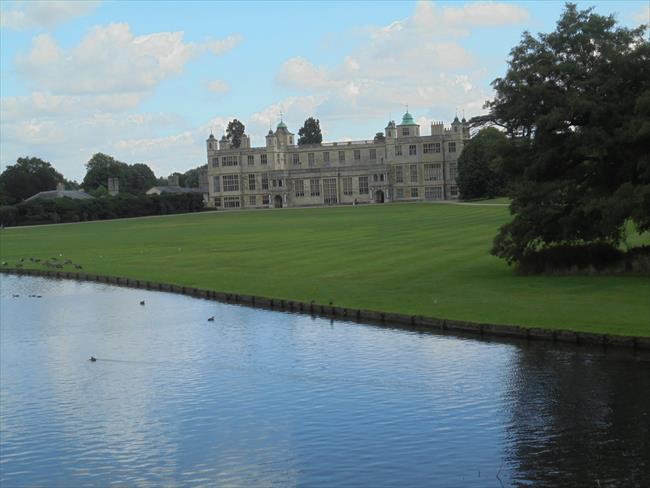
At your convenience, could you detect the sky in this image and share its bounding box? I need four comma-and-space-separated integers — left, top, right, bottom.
1, 0, 648, 182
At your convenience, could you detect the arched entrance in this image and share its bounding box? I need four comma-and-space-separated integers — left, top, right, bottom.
274, 195, 283, 208
374, 190, 385, 203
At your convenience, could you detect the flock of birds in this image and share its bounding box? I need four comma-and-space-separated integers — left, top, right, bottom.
1, 255, 83, 270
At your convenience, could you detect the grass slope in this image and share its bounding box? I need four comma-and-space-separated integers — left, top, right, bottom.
1, 203, 648, 336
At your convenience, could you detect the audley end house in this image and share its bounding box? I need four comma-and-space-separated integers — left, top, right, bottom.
206, 111, 469, 209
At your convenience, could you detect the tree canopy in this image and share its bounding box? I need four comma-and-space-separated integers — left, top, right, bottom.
82, 153, 158, 195
457, 128, 506, 200
374, 132, 386, 143
298, 117, 323, 145
226, 119, 245, 148
481, 3, 650, 265
0, 157, 64, 204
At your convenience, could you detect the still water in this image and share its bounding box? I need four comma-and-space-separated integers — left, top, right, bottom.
1, 275, 649, 487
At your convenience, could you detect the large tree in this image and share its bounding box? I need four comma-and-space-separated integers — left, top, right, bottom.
298, 117, 323, 145
457, 128, 507, 200
83, 153, 158, 194
226, 119, 245, 148
481, 3, 649, 264
0, 157, 64, 204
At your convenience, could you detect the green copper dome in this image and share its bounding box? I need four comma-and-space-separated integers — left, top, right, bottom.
401, 111, 415, 125
277, 120, 287, 129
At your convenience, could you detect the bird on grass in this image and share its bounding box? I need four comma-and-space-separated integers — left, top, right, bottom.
1, 261, 7, 266
74, 264, 83, 270
208, 316, 215, 322
140, 300, 145, 306
90, 357, 97, 362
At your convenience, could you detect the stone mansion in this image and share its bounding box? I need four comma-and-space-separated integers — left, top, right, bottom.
206, 111, 469, 209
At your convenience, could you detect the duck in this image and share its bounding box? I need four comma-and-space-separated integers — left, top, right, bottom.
90, 356, 97, 362
208, 316, 215, 322
140, 300, 145, 306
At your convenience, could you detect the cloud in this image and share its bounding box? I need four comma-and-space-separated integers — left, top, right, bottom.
0, 0, 99, 30
205, 80, 230, 95
250, 95, 327, 130
16, 24, 243, 96
633, 5, 649, 25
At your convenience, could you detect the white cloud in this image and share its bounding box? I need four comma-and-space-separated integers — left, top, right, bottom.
250, 95, 327, 131
16, 23, 243, 96
633, 5, 649, 25
205, 80, 230, 95
1, 0, 99, 30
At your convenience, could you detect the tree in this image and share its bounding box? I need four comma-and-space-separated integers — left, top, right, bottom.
182, 165, 207, 188
481, 3, 650, 265
374, 132, 386, 143
226, 119, 245, 148
298, 117, 323, 145
0, 157, 64, 204
457, 128, 507, 200
82, 153, 128, 192
125, 163, 157, 193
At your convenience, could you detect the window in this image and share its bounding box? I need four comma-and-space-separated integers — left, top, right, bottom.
261, 174, 269, 190
358, 176, 369, 195
395, 145, 403, 156
212, 176, 221, 192
262, 194, 270, 205
247, 155, 254, 166
261, 154, 268, 165
310, 178, 320, 197
292, 153, 300, 166
395, 166, 404, 183
211, 157, 218, 167
249, 195, 257, 206
338, 151, 345, 162
423, 143, 441, 154
409, 144, 417, 155
248, 174, 256, 190
410, 164, 418, 183
425, 187, 443, 200
222, 156, 239, 166
450, 185, 458, 197
308, 152, 315, 167
449, 163, 458, 180
223, 175, 239, 192
448, 142, 456, 153
424, 163, 442, 181
209, 142, 213, 149
402, 127, 410, 136
396, 188, 404, 199
223, 196, 240, 208
353, 149, 361, 161
343, 177, 353, 196
369, 148, 376, 160
323, 178, 337, 204
295, 179, 305, 197
373, 174, 378, 182
213, 197, 221, 207
411, 187, 419, 198
323, 151, 330, 163
380, 173, 385, 182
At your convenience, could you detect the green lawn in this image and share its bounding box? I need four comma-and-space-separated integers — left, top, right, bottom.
1, 203, 649, 336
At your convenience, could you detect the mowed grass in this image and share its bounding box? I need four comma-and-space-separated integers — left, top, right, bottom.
1, 203, 648, 336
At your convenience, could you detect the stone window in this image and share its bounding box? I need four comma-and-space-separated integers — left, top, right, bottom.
223, 175, 239, 192
410, 164, 418, 183
424, 163, 442, 181
354, 149, 361, 161
450, 185, 458, 197
213, 197, 221, 207
448, 142, 456, 153
425, 187, 443, 200
396, 188, 404, 199
395, 145, 403, 156
262, 194, 270, 205
310, 178, 320, 197
261, 154, 268, 165
411, 187, 419, 198
409, 144, 417, 155
323, 178, 337, 204
222, 156, 238, 166
338, 151, 345, 162
212, 176, 220, 192
223, 196, 240, 208
247, 155, 254, 166
449, 163, 458, 179
358, 176, 369, 195
323, 151, 330, 163
248, 195, 257, 206
295, 179, 305, 197
211, 157, 218, 167
292, 153, 300, 166
248, 174, 256, 190
261, 174, 269, 190
424, 143, 441, 154
343, 177, 353, 195
308, 152, 315, 167
395, 166, 404, 183
369, 149, 376, 160
402, 127, 410, 136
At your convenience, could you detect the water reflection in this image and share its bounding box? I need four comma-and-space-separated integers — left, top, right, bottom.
1, 275, 649, 487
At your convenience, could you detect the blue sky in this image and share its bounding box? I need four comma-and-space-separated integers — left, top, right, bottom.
1, 0, 648, 181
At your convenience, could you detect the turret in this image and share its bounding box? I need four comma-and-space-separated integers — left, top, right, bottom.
384, 120, 396, 139
207, 133, 216, 150
274, 119, 294, 146
396, 110, 420, 138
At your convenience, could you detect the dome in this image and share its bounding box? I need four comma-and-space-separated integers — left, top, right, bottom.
401, 111, 415, 125
277, 120, 287, 130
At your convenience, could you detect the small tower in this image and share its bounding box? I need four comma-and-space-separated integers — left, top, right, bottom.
207, 133, 216, 150
219, 134, 230, 150
396, 109, 420, 138
451, 116, 462, 135
107, 177, 119, 196
384, 120, 396, 139
274, 119, 294, 147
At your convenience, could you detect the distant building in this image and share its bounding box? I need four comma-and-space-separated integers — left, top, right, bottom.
145, 174, 206, 196
26, 183, 94, 202
206, 111, 470, 209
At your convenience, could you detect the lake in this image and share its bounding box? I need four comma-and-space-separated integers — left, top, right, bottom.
1, 275, 649, 487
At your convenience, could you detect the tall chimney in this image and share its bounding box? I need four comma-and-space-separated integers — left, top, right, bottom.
56, 182, 65, 192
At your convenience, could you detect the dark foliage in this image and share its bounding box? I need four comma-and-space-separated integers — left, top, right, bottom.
298, 117, 323, 145
82, 153, 158, 194
226, 119, 245, 148
457, 128, 507, 199
0, 193, 205, 227
374, 132, 386, 143
0, 157, 64, 205
481, 3, 650, 265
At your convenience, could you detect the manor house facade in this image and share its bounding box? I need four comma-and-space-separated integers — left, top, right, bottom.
206, 111, 469, 209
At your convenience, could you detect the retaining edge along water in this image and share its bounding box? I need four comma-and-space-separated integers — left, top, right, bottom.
2, 268, 649, 351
